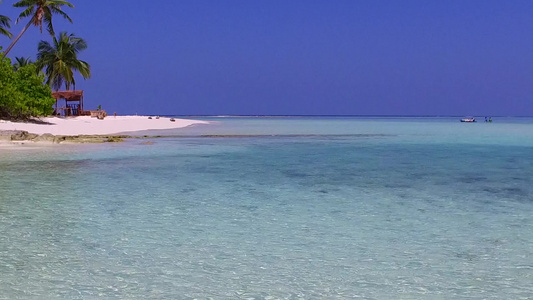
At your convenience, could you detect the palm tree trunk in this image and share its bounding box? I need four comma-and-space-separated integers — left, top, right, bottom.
1, 19, 33, 58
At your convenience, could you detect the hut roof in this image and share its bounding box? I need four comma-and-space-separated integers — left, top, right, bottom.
52, 90, 84, 101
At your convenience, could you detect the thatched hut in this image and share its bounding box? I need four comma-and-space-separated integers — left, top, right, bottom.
52, 90, 85, 116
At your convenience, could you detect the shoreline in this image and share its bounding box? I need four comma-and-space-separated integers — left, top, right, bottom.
0, 115, 209, 145
0, 115, 208, 135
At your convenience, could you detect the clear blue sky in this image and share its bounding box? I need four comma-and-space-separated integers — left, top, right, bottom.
1, 0, 532, 116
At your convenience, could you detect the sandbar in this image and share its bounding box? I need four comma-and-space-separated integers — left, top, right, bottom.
0, 116, 208, 136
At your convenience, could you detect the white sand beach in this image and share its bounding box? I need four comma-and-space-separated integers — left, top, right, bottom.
0, 116, 208, 136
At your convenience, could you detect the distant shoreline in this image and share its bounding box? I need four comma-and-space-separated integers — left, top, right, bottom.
168, 115, 533, 118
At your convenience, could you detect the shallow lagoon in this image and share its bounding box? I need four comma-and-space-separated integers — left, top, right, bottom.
1, 117, 532, 299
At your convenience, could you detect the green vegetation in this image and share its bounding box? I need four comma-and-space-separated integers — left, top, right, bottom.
0, 56, 55, 120
13, 56, 32, 70
0, 0, 90, 120
0, 15, 11, 38
37, 32, 90, 90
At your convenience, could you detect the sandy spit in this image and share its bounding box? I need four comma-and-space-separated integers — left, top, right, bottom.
0, 116, 208, 136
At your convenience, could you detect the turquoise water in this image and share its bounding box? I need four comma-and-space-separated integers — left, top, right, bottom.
1, 117, 532, 299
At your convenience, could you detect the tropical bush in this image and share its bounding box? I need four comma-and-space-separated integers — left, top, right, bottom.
0, 56, 55, 120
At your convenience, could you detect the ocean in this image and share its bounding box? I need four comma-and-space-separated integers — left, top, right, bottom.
1, 117, 532, 299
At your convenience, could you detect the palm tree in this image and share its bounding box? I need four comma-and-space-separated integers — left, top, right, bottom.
36, 32, 90, 91
13, 56, 32, 70
0, 1, 12, 39
2, 0, 74, 57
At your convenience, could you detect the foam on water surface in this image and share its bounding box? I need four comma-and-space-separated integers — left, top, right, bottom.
1, 117, 532, 299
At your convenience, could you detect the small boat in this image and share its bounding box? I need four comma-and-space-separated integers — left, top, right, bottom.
460, 117, 476, 123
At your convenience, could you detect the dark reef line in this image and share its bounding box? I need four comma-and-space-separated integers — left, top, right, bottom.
1, 130, 393, 144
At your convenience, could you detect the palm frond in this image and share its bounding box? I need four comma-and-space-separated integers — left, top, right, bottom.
15, 56, 32, 65
48, 1, 74, 8
0, 15, 11, 27
37, 31, 90, 90
44, 11, 54, 35
13, 56, 33, 70
0, 28, 12, 38
49, 5, 73, 23
0, 15, 12, 38
13, 0, 36, 8
15, 6, 34, 23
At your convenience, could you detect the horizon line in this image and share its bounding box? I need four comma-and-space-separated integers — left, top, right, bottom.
158, 114, 533, 118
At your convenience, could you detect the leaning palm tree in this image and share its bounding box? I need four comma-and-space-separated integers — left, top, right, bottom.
36, 32, 91, 91
0, 1, 12, 39
2, 0, 74, 57
13, 56, 32, 70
